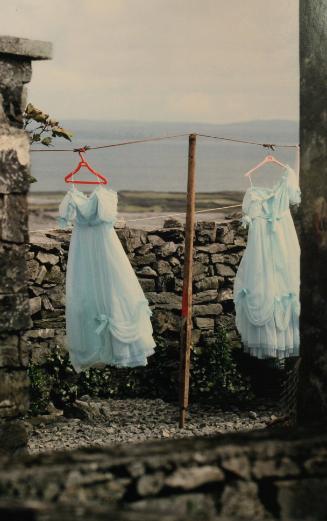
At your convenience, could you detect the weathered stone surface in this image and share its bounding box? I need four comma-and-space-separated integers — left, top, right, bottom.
0, 35, 52, 60
220, 481, 268, 519
276, 478, 327, 520
147, 234, 165, 246
29, 296, 41, 315
157, 241, 177, 257
136, 266, 157, 277
0, 293, 31, 332
194, 276, 221, 292
197, 243, 226, 253
0, 242, 27, 293
44, 266, 64, 285
36, 252, 59, 265
155, 259, 172, 275
0, 135, 30, 194
165, 465, 224, 490
193, 303, 223, 317
194, 317, 215, 330
193, 290, 218, 304
0, 334, 20, 367
35, 265, 47, 284
215, 263, 235, 277
146, 292, 181, 310
131, 253, 157, 267
152, 310, 180, 333
140, 279, 156, 292
0, 194, 28, 242
0, 369, 29, 417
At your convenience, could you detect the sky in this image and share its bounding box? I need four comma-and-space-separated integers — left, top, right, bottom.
0, 0, 299, 124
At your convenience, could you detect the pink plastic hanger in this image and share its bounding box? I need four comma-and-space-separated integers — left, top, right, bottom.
244, 155, 287, 178
65, 149, 108, 185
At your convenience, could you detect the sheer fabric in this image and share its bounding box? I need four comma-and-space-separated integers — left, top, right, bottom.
58, 185, 155, 372
234, 165, 300, 359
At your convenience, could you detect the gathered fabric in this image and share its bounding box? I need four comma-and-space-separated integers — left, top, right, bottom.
234, 165, 301, 359
58, 185, 155, 372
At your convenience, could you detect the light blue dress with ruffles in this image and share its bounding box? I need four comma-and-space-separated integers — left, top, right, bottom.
234, 165, 301, 359
58, 185, 155, 372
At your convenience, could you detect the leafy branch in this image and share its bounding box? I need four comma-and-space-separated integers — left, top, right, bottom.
23, 103, 73, 147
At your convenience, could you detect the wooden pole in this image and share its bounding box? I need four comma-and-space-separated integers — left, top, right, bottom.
179, 133, 196, 428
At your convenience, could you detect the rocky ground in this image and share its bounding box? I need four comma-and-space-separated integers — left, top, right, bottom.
26, 397, 282, 455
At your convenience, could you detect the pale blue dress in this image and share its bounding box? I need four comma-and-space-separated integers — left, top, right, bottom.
58, 185, 155, 372
234, 165, 301, 359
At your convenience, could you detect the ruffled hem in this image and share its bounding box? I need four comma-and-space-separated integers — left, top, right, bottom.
242, 342, 299, 360
71, 344, 156, 373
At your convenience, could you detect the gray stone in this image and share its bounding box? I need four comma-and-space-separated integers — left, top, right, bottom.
0, 243, 27, 293
0, 194, 28, 243
215, 263, 235, 277
0, 135, 30, 193
0, 369, 29, 417
0, 293, 31, 332
152, 310, 180, 333
158, 241, 177, 257
136, 266, 157, 277
29, 296, 41, 315
194, 276, 221, 292
276, 478, 327, 520
146, 292, 181, 310
136, 243, 153, 255
197, 243, 226, 253
165, 465, 224, 490
193, 290, 218, 304
193, 303, 223, 316
35, 265, 47, 285
44, 266, 64, 285
36, 252, 59, 265
211, 253, 239, 265
163, 217, 183, 228
220, 481, 268, 519
139, 279, 156, 292
155, 259, 172, 275
147, 234, 165, 246
0, 35, 52, 60
218, 288, 234, 302
131, 253, 157, 266
136, 472, 165, 496
0, 335, 20, 367
194, 317, 214, 330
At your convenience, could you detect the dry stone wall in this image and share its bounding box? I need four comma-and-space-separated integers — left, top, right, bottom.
24, 218, 247, 368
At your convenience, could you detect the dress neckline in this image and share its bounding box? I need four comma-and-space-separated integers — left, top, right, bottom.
247, 165, 291, 194
69, 185, 115, 200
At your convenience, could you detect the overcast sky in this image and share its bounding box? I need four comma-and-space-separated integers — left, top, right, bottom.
1, 0, 299, 124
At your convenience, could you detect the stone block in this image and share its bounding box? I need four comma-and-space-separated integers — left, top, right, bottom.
0, 369, 29, 418
0, 194, 28, 243
146, 292, 181, 310
194, 276, 221, 292
0, 242, 27, 293
0, 293, 31, 332
197, 243, 226, 253
193, 290, 218, 304
147, 234, 165, 246
0, 132, 30, 193
36, 252, 59, 265
157, 241, 177, 257
165, 465, 224, 490
131, 253, 157, 267
193, 303, 223, 316
220, 481, 268, 519
215, 263, 235, 277
0, 35, 52, 60
139, 278, 156, 292
154, 259, 172, 275
195, 221, 217, 244
29, 296, 41, 315
136, 266, 157, 278
0, 334, 20, 367
194, 317, 214, 330
152, 309, 180, 333
44, 265, 64, 285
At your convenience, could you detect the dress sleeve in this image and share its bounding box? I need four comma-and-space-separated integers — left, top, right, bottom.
241, 189, 253, 228
57, 192, 76, 228
97, 189, 118, 223
287, 166, 301, 205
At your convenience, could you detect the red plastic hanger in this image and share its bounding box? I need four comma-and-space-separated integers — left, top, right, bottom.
65, 149, 108, 185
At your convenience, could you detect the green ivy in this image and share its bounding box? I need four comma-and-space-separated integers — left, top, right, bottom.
28, 330, 253, 415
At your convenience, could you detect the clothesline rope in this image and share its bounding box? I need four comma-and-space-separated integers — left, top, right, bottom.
30, 203, 243, 233
29, 132, 300, 153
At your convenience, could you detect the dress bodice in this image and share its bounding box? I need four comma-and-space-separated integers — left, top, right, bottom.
241, 165, 301, 232
58, 186, 118, 228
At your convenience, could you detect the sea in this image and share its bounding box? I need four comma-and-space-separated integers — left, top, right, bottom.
30, 119, 299, 194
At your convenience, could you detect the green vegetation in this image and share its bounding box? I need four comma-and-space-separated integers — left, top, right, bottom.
28, 330, 253, 415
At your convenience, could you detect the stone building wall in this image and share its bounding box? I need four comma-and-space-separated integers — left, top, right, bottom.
0, 36, 51, 423
0, 426, 326, 520
24, 218, 246, 368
